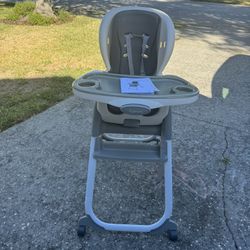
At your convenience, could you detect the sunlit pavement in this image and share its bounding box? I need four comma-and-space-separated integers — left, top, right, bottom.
0, 1, 249, 249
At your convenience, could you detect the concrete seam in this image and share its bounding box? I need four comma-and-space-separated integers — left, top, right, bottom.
222, 128, 238, 250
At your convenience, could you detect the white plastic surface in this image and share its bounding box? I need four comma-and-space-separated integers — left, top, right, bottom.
73, 88, 198, 108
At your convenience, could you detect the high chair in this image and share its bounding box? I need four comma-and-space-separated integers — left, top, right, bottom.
72, 6, 199, 241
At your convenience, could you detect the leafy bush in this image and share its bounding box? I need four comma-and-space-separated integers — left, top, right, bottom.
13, 1, 35, 16
6, 1, 35, 20
6, 12, 20, 21
5, 1, 74, 25
28, 12, 55, 26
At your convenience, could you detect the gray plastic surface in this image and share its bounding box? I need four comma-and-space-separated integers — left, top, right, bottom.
91, 105, 163, 137
97, 103, 168, 126
120, 104, 151, 115
94, 138, 167, 162
123, 119, 140, 127
90, 106, 172, 162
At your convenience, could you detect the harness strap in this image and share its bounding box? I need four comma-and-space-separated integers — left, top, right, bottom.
123, 33, 150, 75
140, 34, 150, 75
124, 33, 134, 75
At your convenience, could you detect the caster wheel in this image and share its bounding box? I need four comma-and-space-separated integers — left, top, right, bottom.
167, 230, 178, 241
77, 225, 86, 237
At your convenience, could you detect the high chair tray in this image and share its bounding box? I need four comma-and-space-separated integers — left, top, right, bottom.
72, 71, 199, 108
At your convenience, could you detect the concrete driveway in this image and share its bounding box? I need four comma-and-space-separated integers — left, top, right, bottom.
1, 1, 250, 249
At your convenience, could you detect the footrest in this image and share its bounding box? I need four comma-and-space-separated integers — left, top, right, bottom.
94, 139, 167, 162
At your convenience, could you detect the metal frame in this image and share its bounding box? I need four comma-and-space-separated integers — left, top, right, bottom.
83, 138, 174, 232
78, 106, 177, 236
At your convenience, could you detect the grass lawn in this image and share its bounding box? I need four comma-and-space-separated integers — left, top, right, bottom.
0, 5, 104, 132
192, 0, 250, 5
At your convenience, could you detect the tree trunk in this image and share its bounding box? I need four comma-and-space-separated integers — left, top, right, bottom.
35, 0, 56, 17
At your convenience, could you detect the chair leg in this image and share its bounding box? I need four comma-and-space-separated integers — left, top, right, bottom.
77, 137, 177, 239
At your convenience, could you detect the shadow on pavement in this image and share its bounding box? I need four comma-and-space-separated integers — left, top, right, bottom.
177, 54, 250, 130
54, 0, 250, 49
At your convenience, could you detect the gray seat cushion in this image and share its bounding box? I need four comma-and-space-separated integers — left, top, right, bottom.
109, 10, 161, 75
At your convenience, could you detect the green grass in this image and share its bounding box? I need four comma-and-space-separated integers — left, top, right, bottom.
192, 0, 250, 5
0, 77, 74, 130
57, 9, 73, 23
0, 6, 104, 131
28, 12, 55, 25
0, 4, 13, 20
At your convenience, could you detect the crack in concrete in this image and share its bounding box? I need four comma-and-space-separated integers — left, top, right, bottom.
173, 111, 247, 249
222, 128, 239, 250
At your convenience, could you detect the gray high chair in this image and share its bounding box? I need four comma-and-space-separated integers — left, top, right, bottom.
72, 6, 199, 241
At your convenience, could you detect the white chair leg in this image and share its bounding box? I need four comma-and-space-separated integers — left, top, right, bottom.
78, 137, 177, 236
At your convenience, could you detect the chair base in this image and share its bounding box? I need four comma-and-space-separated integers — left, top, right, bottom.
77, 215, 178, 241
77, 105, 177, 241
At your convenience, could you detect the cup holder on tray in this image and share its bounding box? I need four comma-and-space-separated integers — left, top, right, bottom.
171, 85, 194, 94
78, 79, 99, 89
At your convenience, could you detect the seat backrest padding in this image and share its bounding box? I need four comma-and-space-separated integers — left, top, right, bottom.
109, 10, 161, 75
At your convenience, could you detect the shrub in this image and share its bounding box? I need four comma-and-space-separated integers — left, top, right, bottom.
57, 10, 72, 23
5, 2, 73, 25
6, 1, 35, 21
28, 12, 55, 26
6, 12, 20, 21
13, 1, 35, 16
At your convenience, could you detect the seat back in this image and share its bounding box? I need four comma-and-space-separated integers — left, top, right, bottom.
97, 7, 175, 126
99, 6, 175, 76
